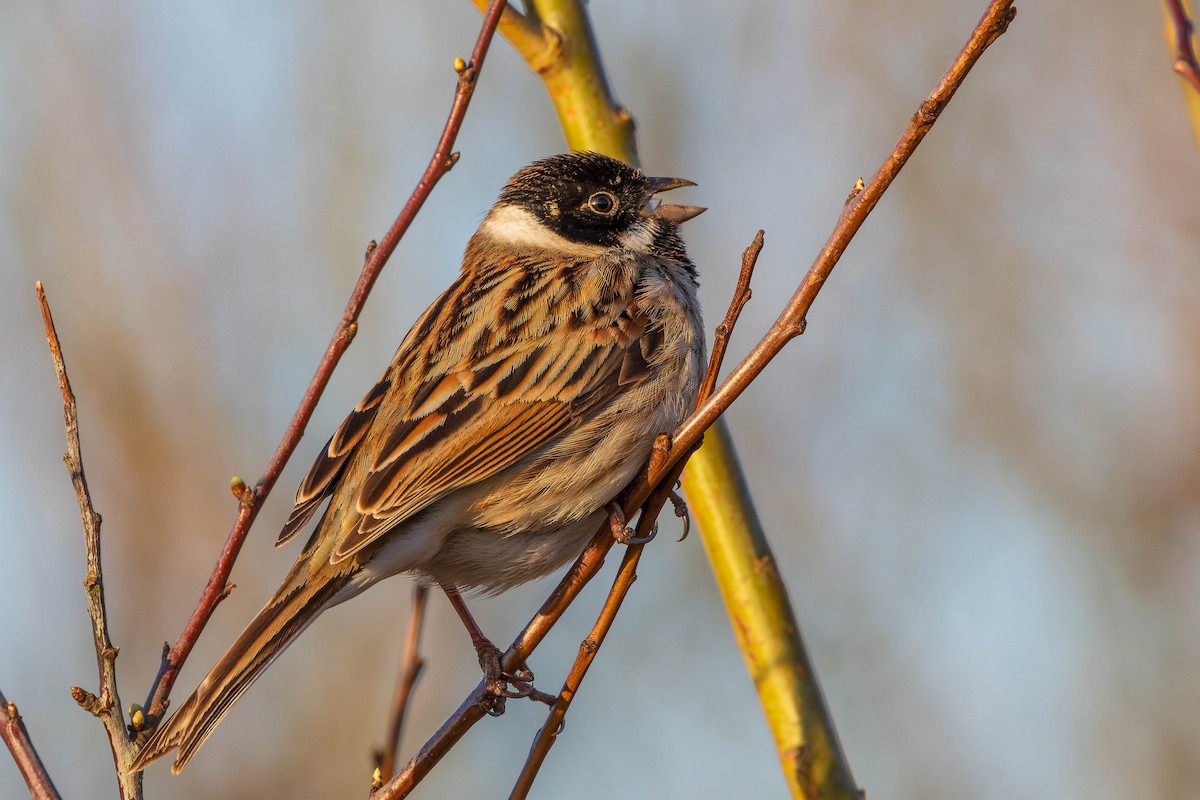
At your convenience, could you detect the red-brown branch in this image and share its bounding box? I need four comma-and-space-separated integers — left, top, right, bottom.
672, 0, 1016, 459
508, 232, 763, 797
373, 586, 430, 787
1165, 0, 1200, 94
377, 2, 1017, 796
699, 230, 763, 401
1, 691, 61, 800
140, 0, 512, 723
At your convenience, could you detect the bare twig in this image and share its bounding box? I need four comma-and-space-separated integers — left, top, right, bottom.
507, 494, 658, 800
379, 522, 620, 798
36, 283, 142, 799
379, 2, 1017, 795
699, 230, 763, 401
140, 0, 512, 726
509, 233, 763, 796
1165, 0, 1200, 94
399, 225, 760, 798
508, 439, 685, 799
374, 586, 430, 786
672, 0, 1017, 457
0, 690, 62, 800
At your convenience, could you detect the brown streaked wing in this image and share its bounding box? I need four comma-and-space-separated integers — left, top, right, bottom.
327, 318, 648, 564
276, 377, 391, 546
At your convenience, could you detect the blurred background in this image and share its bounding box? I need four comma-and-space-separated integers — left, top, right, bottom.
3, 1, 1199, 797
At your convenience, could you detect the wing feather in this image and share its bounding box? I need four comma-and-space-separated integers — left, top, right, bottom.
278, 254, 652, 563
276, 377, 391, 546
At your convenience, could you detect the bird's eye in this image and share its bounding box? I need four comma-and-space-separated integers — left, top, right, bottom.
587, 191, 618, 215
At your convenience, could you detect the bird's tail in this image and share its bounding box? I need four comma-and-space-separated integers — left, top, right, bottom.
130, 560, 353, 774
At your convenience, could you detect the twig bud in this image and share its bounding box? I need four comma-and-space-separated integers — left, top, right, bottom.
453, 57, 467, 74
72, 686, 104, 716
846, 177, 864, 204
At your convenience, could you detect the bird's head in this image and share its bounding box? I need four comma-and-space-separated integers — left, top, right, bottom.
484, 151, 705, 254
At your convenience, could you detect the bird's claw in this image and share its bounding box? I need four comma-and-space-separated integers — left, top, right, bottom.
607, 501, 656, 545
623, 523, 658, 545
668, 489, 691, 541
477, 645, 547, 708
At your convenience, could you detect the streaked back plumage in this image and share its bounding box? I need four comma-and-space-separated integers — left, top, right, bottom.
131, 152, 704, 774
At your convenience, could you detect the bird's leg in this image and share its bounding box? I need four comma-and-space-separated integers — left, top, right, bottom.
606, 501, 656, 545
439, 584, 552, 709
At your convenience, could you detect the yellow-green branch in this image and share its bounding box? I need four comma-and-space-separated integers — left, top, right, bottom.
476, 1, 855, 797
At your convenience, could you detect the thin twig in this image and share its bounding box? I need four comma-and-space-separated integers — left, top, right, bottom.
380, 524, 619, 798
509, 236, 762, 796
407, 224, 760, 798
699, 230, 763, 401
0, 690, 62, 800
378, 2, 1017, 796
374, 586, 430, 787
36, 283, 142, 799
140, 0, 512, 726
1165, 0, 1200, 94
508, 436, 681, 800
672, 0, 1017, 458
506, 540, 648, 800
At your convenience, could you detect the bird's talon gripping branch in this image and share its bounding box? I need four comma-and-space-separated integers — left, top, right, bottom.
624, 523, 658, 546
669, 489, 691, 541
606, 501, 636, 544
608, 500, 660, 545
506, 663, 535, 684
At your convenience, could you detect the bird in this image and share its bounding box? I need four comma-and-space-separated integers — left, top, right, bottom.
130, 151, 707, 774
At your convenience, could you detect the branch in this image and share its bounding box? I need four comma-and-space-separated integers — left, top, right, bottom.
382, 1, 1018, 796
385, 224, 763, 798
486, 1, 854, 794
1165, 0, 1200, 94
506, 526, 647, 800
509, 230, 762, 794
674, 5, 1016, 796
483, 0, 637, 158
378, 519, 621, 798
0, 690, 61, 800
468, 1, 560, 74
373, 586, 430, 788
700, 231, 763, 401
673, 0, 1017, 456
139, 0, 512, 727
36, 283, 143, 799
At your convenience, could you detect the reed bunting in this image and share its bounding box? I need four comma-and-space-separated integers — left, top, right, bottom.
132, 151, 706, 773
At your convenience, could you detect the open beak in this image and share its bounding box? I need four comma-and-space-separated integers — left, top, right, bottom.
644, 176, 706, 225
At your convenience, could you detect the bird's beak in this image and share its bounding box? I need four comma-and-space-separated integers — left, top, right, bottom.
644, 176, 706, 225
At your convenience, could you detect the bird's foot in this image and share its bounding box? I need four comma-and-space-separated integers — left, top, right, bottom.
607, 501, 657, 545
474, 641, 555, 714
